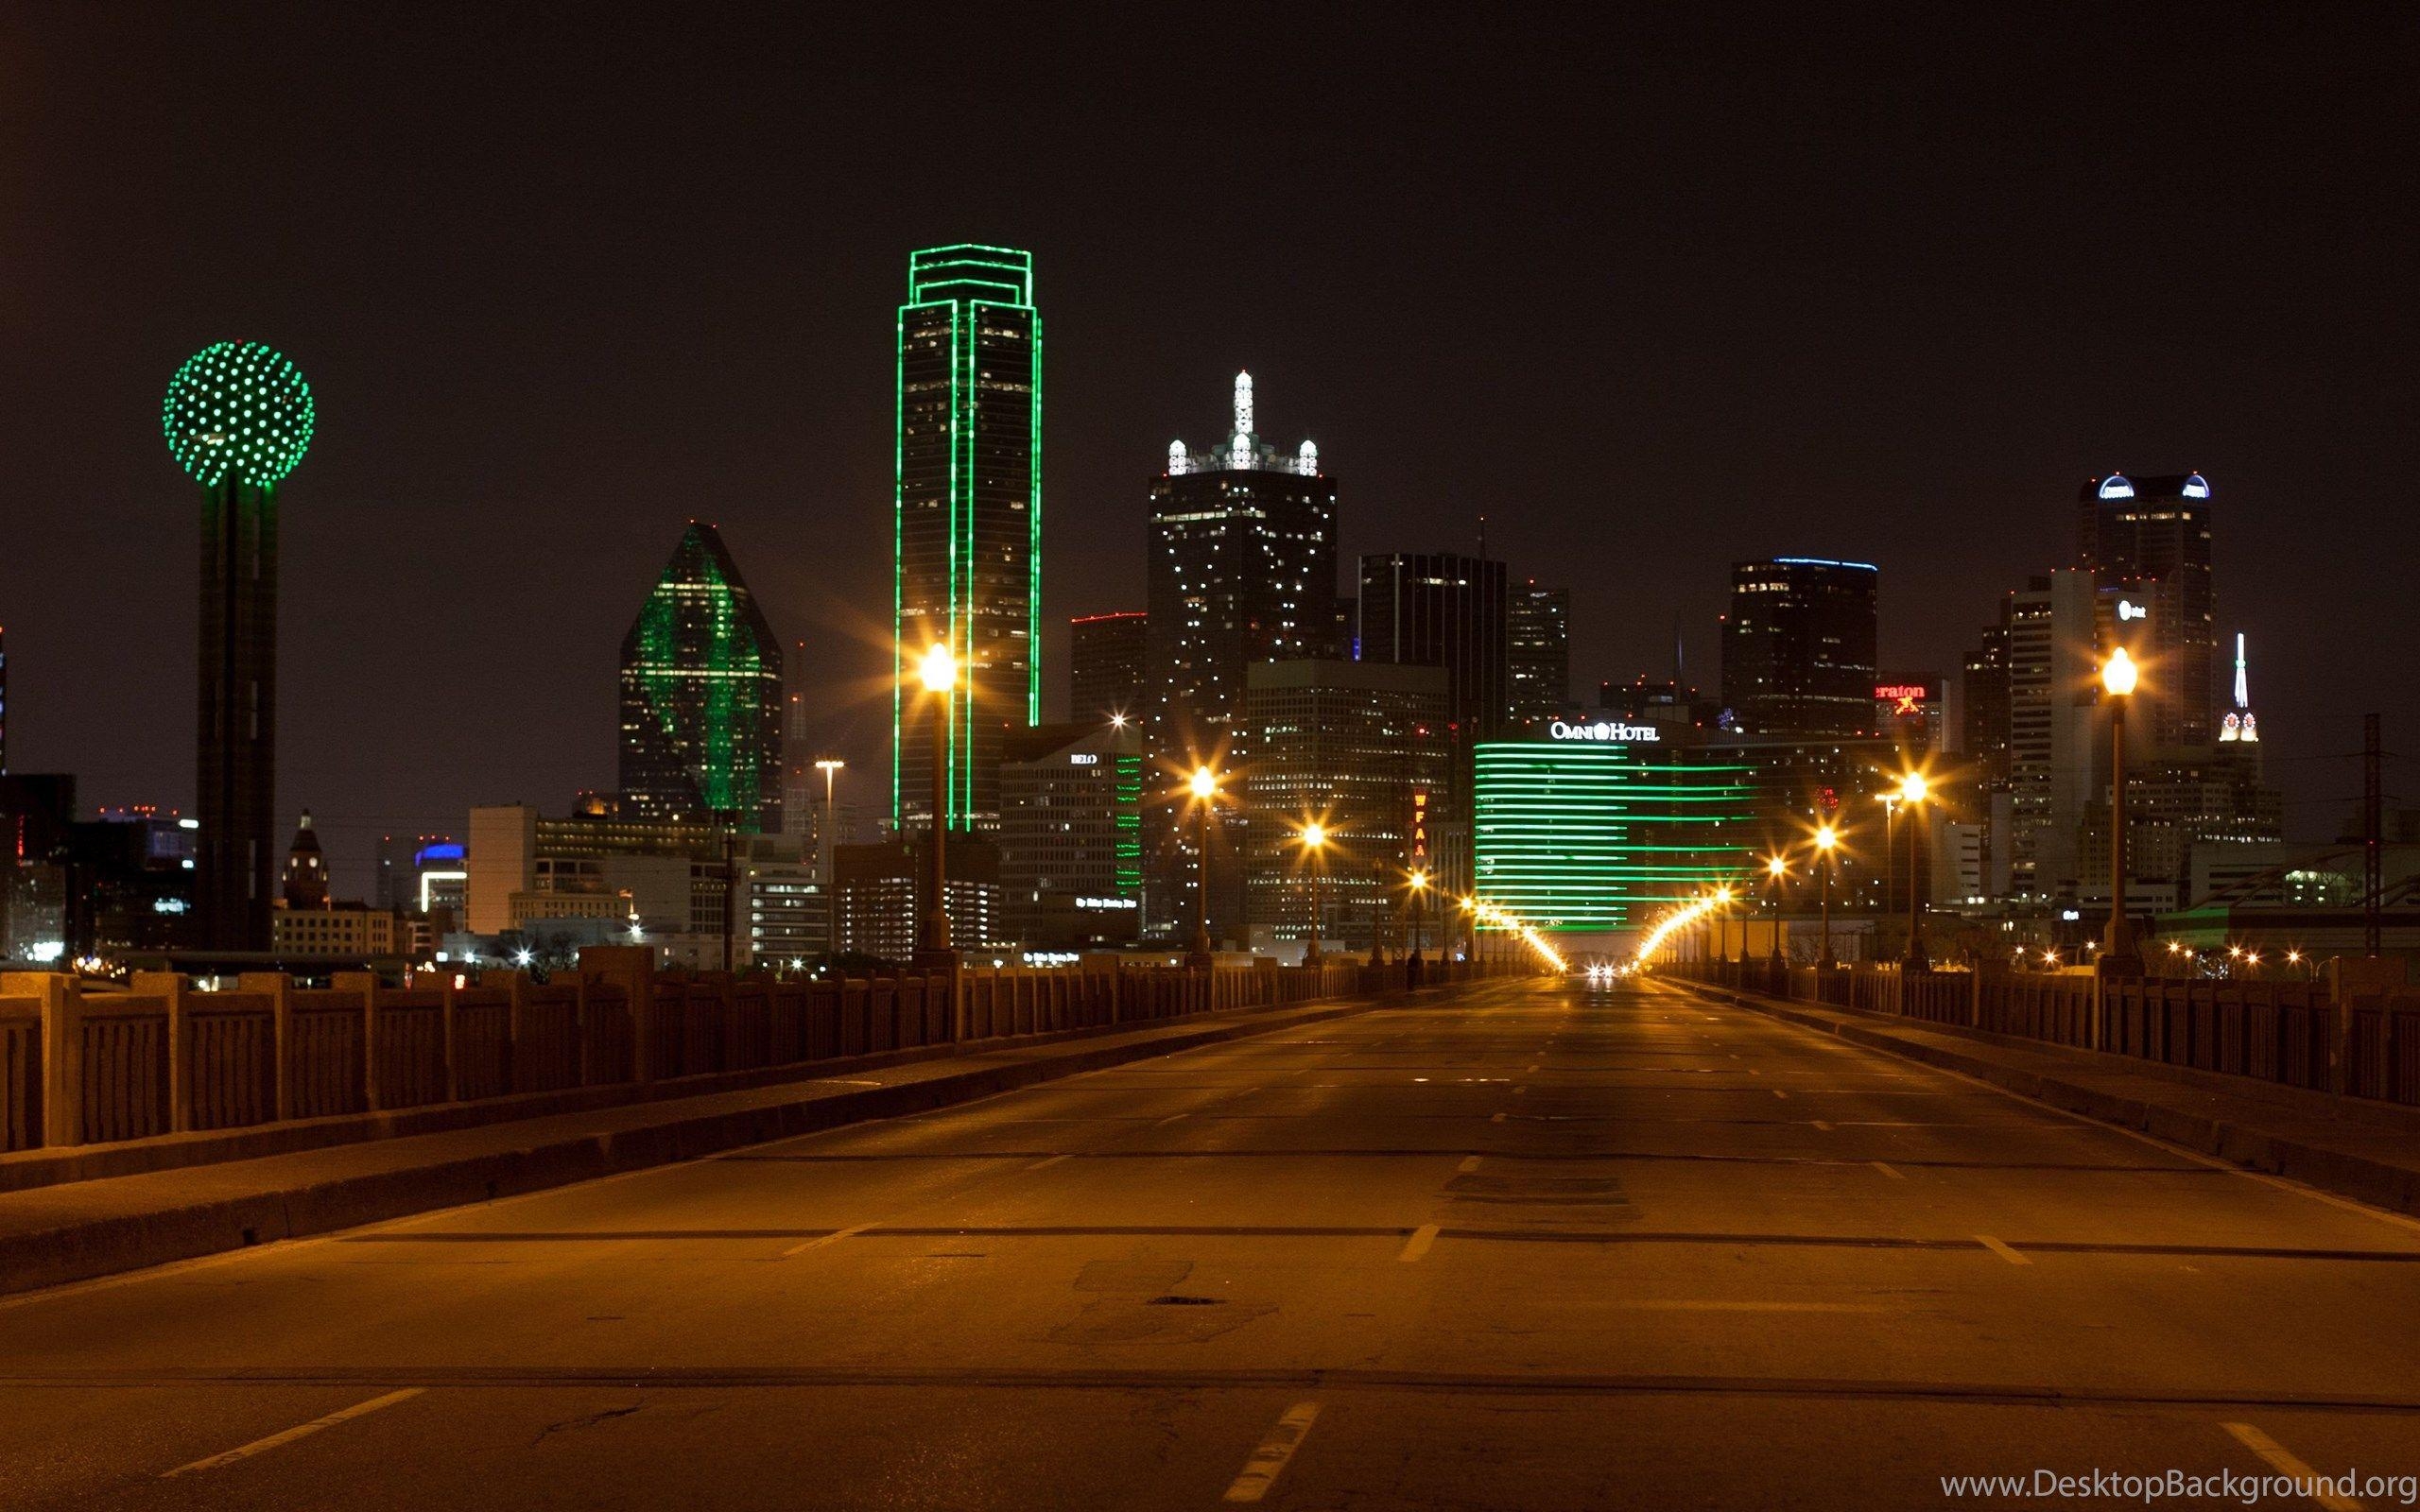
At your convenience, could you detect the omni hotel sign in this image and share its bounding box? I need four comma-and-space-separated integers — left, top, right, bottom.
1547, 719, 1661, 744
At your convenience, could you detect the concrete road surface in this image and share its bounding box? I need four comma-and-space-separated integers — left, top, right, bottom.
5, 974, 2419, 1510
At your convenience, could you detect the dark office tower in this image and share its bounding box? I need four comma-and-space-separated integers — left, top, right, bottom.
1146, 371, 1340, 768
164, 342, 314, 953
0, 625, 9, 774
894, 245, 1041, 833
1359, 554, 1510, 739
1505, 582, 1569, 728
2077, 472, 2217, 747
372, 833, 404, 912
281, 811, 328, 909
1069, 611, 1148, 724
1719, 558, 1879, 737
618, 522, 786, 833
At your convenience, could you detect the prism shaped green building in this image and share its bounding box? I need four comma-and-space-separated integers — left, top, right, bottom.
894, 245, 1041, 833
618, 522, 785, 832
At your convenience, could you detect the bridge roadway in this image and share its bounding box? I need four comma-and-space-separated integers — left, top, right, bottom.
4, 974, 2419, 1509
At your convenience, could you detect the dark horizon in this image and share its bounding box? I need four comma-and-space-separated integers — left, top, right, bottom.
4, 7, 2413, 892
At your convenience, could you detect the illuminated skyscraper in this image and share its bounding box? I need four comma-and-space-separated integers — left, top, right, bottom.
1359, 552, 1509, 738
1241, 660, 1448, 953
2078, 472, 2217, 747
1069, 611, 1148, 724
164, 341, 313, 952
1506, 581, 1570, 728
1145, 373, 1340, 937
1720, 558, 1879, 737
1146, 372, 1340, 765
1472, 737, 1755, 940
894, 245, 1042, 833
618, 522, 785, 832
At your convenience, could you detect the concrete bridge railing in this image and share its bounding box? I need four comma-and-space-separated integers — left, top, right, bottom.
0, 950, 1508, 1156
1675, 958, 2420, 1107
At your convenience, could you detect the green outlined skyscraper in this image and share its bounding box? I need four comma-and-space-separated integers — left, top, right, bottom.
894, 245, 1041, 833
164, 341, 314, 953
618, 522, 786, 832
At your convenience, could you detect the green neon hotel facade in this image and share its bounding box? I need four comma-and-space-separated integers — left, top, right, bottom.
1473, 735, 1760, 938
893, 245, 1042, 833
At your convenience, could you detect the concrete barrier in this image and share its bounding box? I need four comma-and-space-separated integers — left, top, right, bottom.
1672, 958, 2420, 1108
0, 954, 1520, 1166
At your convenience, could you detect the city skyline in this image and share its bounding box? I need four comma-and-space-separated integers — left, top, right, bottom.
4, 10, 2413, 895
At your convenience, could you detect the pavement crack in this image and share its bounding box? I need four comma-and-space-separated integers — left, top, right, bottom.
530, 1401, 644, 1447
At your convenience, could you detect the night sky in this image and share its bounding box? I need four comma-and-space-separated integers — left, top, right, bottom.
4, 8, 2413, 893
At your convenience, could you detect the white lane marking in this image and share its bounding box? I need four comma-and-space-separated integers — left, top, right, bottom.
1457, 1156, 1482, 1175
1526, 1063, 1541, 1073
1872, 1161, 1907, 1179
1026, 1154, 1075, 1172
1513, 1086, 1528, 1096
1491, 1111, 1509, 1124
1397, 1224, 1441, 1263
2222, 1421, 2362, 1510
1812, 1120, 1834, 1132
1156, 1112, 1190, 1125
1224, 1400, 1323, 1503
1976, 1234, 2031, 1266
163, 1389, 424, 1477
1771, 1089, 1789, 1100
779, 1223, 870, 1259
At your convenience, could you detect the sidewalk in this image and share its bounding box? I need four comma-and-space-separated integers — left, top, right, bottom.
1675, 980, 2420, 1219
0, 992, 1385, 1297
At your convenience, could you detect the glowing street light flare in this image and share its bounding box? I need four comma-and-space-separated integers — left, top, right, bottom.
2101, 645, 2139, 697
920, 642, 958, 694
1189, 765, 1218, 801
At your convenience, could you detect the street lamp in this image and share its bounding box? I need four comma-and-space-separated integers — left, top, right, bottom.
2100, 646, 2142, 977
1712, 885, 1735, 964
1813, 824, 1839, 970
1299, 821, 1329, 965
1897, 772, 1930, 971
1408, 868, 1429, 974
916, 643, 956, 968
1765, 853, 1789, 967
812, 757, 844, 868
1186, 765, 1219, 969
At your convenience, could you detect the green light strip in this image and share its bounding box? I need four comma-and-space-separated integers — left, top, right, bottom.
1473, 742, 1756, 932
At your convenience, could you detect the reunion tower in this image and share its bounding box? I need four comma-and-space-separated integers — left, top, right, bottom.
163, 341, 314, 953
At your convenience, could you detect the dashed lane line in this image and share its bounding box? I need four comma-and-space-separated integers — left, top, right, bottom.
778, 1223, 869, 1260
2222, 1421, 2362, 1511
1223, 1400, 1323, 1503
162, 1389, 424, 1478
1976, 1234, 2032, 1266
